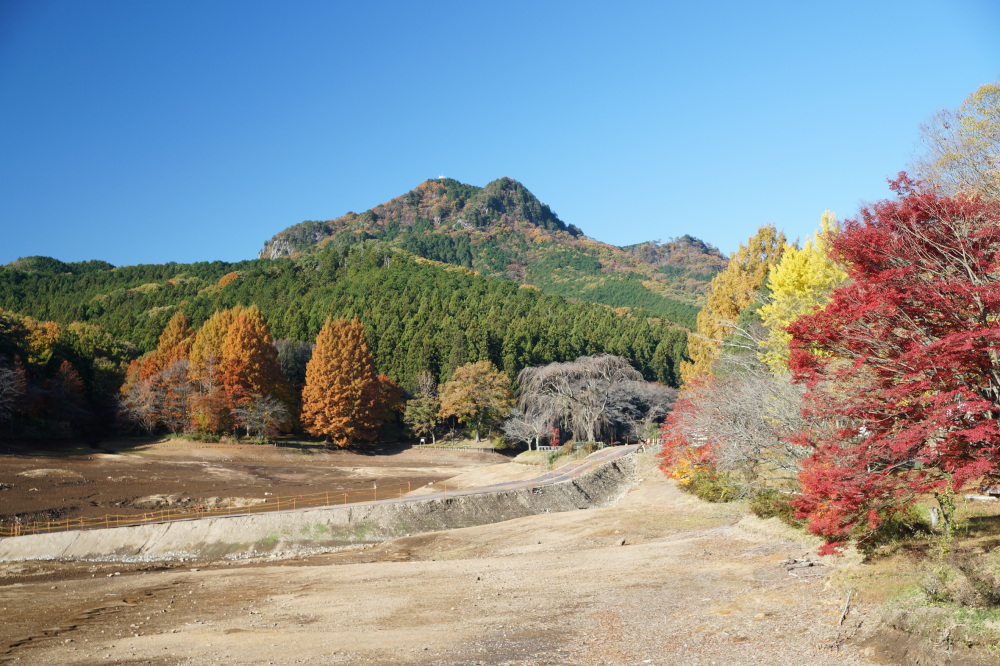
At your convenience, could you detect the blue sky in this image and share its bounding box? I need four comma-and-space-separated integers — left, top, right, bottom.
2, 1, 998, 266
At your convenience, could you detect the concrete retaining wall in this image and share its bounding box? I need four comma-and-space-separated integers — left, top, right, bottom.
0, 452, 637, 563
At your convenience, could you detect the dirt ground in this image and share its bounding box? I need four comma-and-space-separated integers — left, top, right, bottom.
0, 440, 506, 529
0, 452, 900, 665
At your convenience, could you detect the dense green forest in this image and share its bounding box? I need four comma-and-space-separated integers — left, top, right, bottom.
0, 246, 689, 402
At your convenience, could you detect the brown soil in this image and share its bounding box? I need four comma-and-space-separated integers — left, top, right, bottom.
0, 439, 506, 529
0, 451, 901, 665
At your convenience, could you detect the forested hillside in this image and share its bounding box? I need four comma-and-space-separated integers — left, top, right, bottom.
259, 177, 725, 325
0, 245, 688, 394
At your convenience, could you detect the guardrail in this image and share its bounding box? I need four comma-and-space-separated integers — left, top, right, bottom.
412, 445, 496, 454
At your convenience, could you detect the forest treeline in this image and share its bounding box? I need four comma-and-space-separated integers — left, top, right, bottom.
0, 244, 689, 439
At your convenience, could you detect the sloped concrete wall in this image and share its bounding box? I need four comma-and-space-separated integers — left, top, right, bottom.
0, 452, 637, 563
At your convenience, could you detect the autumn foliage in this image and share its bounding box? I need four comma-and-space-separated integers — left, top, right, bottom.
788, 177, 1000, 552
300, 319, 385, 446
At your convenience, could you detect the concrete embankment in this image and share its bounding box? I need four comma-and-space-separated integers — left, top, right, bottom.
0, 450, 638, 563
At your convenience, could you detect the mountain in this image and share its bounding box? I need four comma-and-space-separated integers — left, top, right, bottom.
259, 178, 727, 328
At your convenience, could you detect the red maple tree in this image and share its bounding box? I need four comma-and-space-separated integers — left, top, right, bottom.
788, 175, 1000, 552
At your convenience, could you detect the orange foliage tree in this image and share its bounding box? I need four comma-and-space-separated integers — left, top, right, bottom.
188, 307, 242, 432
439, 360, 512, 442
300, 319, 383, 446
220, 305, 287, 411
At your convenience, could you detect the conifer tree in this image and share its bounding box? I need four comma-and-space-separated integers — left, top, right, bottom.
154, 311, 194, 369
300, 318, 383, 446
681, 224, 785, 382
189, 306, 243, 376
188, 306, 242, 432
220, 305, 286, 410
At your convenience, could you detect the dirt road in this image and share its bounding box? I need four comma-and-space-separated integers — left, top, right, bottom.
0, 452, 882, 665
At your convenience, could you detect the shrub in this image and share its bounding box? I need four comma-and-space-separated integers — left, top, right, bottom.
683, 468, 739, 503
749, 490, 802, 526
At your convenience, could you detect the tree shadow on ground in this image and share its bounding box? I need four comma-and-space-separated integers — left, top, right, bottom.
0, 436, 161, 458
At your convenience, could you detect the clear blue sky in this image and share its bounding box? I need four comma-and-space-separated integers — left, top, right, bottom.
2, 0, 998, 266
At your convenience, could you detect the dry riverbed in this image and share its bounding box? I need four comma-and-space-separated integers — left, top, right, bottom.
0, 452, 916, 664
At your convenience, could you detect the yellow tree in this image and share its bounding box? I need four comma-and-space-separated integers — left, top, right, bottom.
758, 212, 848, 374
681, 224, 786, 382
188, 307, 243, 432
911, 80, 1000, 200
189, 306, 243, 374
300, 319, 383, 446
439, 360, 513, 442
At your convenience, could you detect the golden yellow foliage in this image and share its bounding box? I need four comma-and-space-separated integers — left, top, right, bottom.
758, 212, 848, 374
681, 224, 785, 382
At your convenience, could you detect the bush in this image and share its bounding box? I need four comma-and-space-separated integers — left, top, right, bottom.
749, 490, 802, 526
169, 432, 220, 443
856, 506, 928, 556
683, 468, 739, 503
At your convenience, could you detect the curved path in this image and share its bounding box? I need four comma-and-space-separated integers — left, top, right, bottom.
0, 445, 641, 561
260, 443, 640, 515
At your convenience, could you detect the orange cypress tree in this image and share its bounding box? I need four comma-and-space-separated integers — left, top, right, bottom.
155, 311, 194, 368
153, 312, 195, 431
220, 305, 286, 410
301, 318, 382, 446
188, 307, 242, 433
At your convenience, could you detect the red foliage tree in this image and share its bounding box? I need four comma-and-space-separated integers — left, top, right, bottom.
788, 176, 1000, 552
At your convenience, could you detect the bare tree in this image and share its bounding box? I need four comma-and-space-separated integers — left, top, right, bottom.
671, 366, 808, 495
414, 370, 438, 399
0, 361, 26, 424
909, 81, 1000, 200
610, 380, 677, 443
503, 407, 552, 450
517, 354, 668, 443
232, 393, 289, 443
119, 375, 162, 434
159, 359, 193, 433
